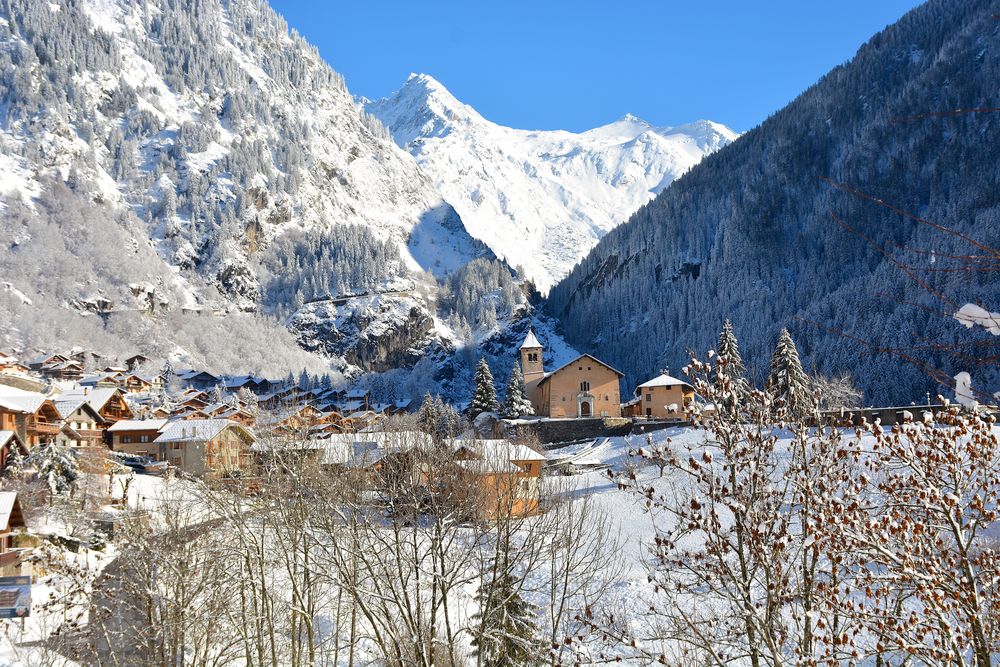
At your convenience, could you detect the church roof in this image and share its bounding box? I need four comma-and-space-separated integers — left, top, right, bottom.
520, 329, 542, 349
537, 354, 624, 386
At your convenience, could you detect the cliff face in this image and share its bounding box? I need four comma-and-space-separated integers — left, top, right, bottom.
287, 295, 445, 373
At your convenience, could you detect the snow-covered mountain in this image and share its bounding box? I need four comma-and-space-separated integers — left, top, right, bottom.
0, 0, 506, 381
367, 74, 738, 292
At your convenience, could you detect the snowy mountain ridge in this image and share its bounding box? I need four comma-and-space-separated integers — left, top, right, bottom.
367, 73, 739, 292
0, 0, 517, 388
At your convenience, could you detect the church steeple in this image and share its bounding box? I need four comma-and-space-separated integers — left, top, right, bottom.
520, 329, 544, 384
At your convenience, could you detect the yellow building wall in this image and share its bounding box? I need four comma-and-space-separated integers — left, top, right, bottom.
636, 385, 694, 419
541, 362, 621, 418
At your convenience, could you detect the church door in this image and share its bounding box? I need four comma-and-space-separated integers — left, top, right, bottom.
580, 401, 591, 417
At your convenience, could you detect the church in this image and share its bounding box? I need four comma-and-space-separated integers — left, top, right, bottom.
520, 330, 623, 418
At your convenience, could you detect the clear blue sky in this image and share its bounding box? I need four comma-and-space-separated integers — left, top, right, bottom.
270, 0, 923, 133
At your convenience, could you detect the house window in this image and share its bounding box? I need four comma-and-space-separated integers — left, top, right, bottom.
122, 435, 132, 444
140, 435, 149, 443
580, 381, 590, 392
646, 393, 652, 402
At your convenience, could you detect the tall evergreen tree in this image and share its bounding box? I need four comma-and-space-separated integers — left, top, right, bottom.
501, 364, 534, 418
471, 570, 540, 667
716, 319, 747, 381
470, 358, 500, 416
768, 328, 811, 417
417, 393, 439, 434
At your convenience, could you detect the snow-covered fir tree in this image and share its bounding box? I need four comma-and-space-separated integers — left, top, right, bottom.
418, 394, 465, 441
417, 393, 439, 434
2, 447, 26, 480
716, 319, 747, 381
471, 570, 540, 667
470, 359, 500, 416
31, 444, 80, 497
767, 328, 811, 417
501, 365, 534, 418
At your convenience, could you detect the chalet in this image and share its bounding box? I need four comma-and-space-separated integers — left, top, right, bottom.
108, 419, 168, 459
625, 373, 695, 421
314, 431, 434, 469
149, 406, 171, 419
52, 399, 105, 448
263, 404, 325, 432
0, 389, 62, 447
175, 370, 221, 391
55, 387, 133, 425
119, 374, 154, 394
179, 394, 210, 410
520, 330, 623, 418
124, 354, 150, 371
218, 407, 255, 426
27, 353, 67, 371
451, 439, 547, 517
0, 432, 27, 471
154, 419, 255, 477
39, 359, 84, 381
177, 408, 212, 421
0, 492, 28, 576
0, 355, 29, 376
79, 372, 122, 388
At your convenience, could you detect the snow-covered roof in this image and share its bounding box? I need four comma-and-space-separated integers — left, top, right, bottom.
0, 492, 25, 531
520, 329, 542, 349
57, 387, 123, 413
452, 438, 547, 463
53, 398, 102, 420
636, 373, 692, 390
454, 459, 522, 475
0, 387, 48, 414
0, 431, 21, 448
108, 419, 168, 432
155, 419, 251, 443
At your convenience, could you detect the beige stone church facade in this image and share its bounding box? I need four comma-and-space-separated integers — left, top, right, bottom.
520, 330, 624, 418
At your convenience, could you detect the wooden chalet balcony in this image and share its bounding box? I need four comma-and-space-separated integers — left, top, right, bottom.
27, 418, 60, 435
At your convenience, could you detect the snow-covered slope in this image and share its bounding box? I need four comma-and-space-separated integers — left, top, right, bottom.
0, 0, 498, 376
367, 74, 738, 292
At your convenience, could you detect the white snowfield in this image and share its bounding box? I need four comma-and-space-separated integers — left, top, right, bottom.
368, 74, 739, 292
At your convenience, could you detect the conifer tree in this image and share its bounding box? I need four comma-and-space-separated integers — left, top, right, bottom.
767, 328, 811, 417
31, 444, 79, 498
417, 393, 439, 434
716, 319, 747, 381
501, 364, 534, 418
714, 319, 750, 411
471, 570, 540, 667
470, 358, 500, 416
2, 446, 25, 480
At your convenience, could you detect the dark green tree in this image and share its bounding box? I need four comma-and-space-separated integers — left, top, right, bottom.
501, 364, 534, 418
470, 358, 500, 417
471, 570, 540, 667
768, 328, 811, 417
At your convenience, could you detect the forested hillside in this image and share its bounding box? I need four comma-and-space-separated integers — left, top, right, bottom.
0, 0, 534, 385
549, 0, 1000, 403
